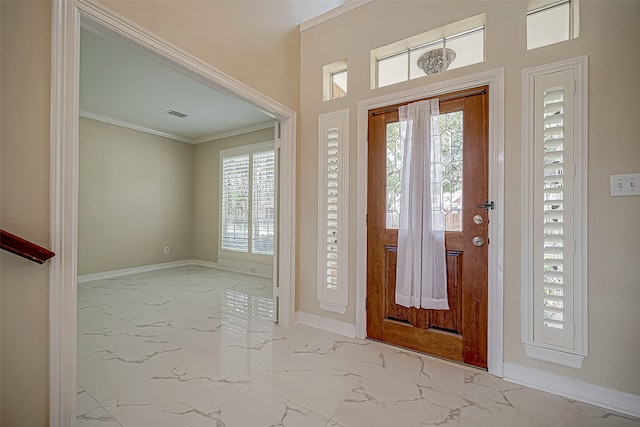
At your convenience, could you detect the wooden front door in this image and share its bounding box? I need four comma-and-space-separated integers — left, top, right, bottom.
366, 88, 489, 369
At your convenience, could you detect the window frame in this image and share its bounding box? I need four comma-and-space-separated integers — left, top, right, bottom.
521, 56, 588, 368
219, 140, 275, 263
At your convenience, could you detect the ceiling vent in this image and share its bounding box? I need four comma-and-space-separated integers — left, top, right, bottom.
165, 109, 188, 118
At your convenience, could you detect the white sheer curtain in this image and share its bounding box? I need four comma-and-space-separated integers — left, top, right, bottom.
395, 99, 449, 310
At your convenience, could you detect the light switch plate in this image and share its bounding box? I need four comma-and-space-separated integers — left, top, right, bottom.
610, 173, 640, 196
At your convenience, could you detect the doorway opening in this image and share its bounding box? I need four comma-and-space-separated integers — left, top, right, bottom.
50, 2, 296, 424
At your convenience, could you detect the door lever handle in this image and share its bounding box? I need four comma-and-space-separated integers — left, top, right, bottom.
476, 201, 494, 210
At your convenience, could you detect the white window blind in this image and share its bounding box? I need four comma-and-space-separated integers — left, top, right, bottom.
318, 109, 349, 314
220, 142, 275, 257
522, 57, 588, 368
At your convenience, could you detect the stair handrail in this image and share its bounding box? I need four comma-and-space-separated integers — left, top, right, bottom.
0, 229, 55, 264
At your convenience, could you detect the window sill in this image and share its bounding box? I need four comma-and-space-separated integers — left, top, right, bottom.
525, 344, 584, 369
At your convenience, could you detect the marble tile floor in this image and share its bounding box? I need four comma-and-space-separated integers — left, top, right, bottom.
76, 265, 640, 427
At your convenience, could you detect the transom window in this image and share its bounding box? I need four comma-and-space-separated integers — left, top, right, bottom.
323, 60, 348, 101
527, 0, 579, 50
371, 14, 485, 89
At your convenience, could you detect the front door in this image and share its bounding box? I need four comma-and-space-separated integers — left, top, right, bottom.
366, 88, 489, 368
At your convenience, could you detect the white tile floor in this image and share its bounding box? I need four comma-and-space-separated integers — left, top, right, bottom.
76, 265, 640, 427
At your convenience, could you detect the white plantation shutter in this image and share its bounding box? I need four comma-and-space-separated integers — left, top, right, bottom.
221, 154, 250, 252
522, 57, 587, 367
534, 70, 574, 348
220, 142, 275, 256
318, 110, 349, 314
326, 129, 340, 290
252, 151, 275, 255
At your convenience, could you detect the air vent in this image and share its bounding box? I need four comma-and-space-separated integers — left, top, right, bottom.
165, 109, 188, 118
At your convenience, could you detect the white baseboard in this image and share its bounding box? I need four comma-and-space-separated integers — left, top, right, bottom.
190, 259, 271, 278
217, 257, 273, 278
295, 311, 356, 338
77, 260, 195, 283
77, 259, 272, 283
503, 363, 640, 418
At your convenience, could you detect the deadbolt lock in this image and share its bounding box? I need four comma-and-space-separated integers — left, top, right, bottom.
472, 236, 484, 247
473, 215, 483, 225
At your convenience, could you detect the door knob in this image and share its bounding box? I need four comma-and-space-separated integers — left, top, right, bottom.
472, 236, 484, 247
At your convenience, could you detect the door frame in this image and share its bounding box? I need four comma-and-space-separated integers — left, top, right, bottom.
50, 1, 297, 425
356, 69, 505, 376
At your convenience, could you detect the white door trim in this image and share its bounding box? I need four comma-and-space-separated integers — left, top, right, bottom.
355, 68, 505, 376
50, 1, 297, 425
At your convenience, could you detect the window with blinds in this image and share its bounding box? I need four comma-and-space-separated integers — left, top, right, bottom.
317, 109, 349, 314
522, 57, 587, 368
220, 142, 275, 257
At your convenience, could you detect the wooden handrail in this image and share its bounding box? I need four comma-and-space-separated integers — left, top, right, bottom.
0, 229, 55, 264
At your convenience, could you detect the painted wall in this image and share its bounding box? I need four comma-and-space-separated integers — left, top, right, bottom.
192, 127, 274, 263
78, 117, 194, 275
1, 2, 52, 425
299, 1, 640, 396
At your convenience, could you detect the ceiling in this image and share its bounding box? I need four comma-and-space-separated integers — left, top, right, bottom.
79, 0, 345, 144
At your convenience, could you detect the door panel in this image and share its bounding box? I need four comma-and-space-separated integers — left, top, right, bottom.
366, 88, 489, 368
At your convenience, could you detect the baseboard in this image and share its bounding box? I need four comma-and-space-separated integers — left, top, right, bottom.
190, 259, 271, 278
295, 311, 356, 338
503, 363, 640, 418
77, 260, 195, 283
77, 259, 273, 283
217, 257, 273, 278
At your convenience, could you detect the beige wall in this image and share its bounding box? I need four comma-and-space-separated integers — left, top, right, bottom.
1, 2, 52, 426
78, 119, 274, 274
299, 1, 640, 395
78, 117, 194, 275
192, 128, 274, 262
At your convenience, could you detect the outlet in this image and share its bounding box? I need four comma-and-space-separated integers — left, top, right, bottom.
610, 173, 640, 197
164, 246, 170, 254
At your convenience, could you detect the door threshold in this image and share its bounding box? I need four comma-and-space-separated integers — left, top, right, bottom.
365, 337, 488, 373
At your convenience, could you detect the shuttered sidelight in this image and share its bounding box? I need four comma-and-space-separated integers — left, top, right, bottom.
522, 57, 588, 368
317, 109, 349, 314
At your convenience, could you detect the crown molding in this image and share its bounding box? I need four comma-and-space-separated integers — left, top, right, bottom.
193, 122, 275, 144
80, 110, 274, 144
79, 110, 193, 143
